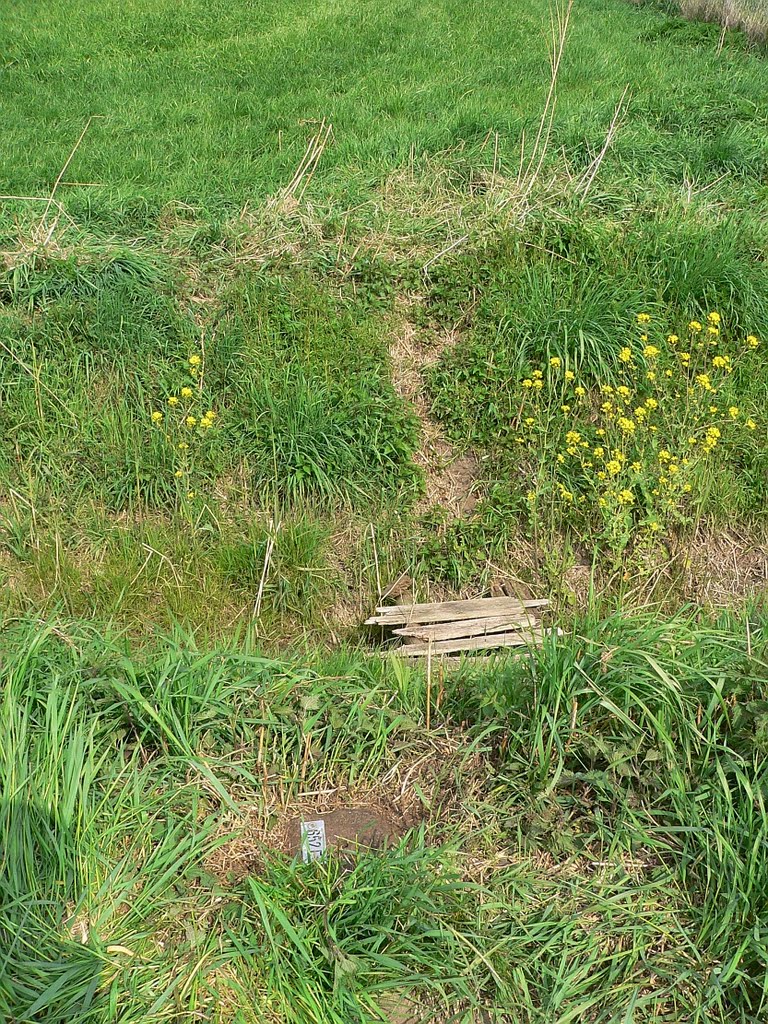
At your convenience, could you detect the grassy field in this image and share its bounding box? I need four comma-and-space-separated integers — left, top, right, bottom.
1, 0, 767, 1019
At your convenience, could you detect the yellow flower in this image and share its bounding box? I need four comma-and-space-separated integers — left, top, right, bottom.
617, 386, 631, 397
200, 418, 213, 429
561, 405, 571, 414
618, 417, 636, 434
187, 491, 196, 500
664, 369, 673, 377
522, 379, 533, 388
649, 521, 660, 532
687, 436, 696, 445
695, 373, 713, 391
181, 387, 193, 398
593, 446, 605, 458
647, 371, 656, 381
564, 370, 575, 382
668, 464, 679, 475
205, 410, 217, 420
707, 311, 721, 325
168, 396, 179, 407
189, 355, 202, 367
709, 405, 718, 414
619, 346, 633, 363
631, 461, 641, 472
532, 369, 543, 379
532, 378, 544, 390
601, 384, 614, 394
575, 385, 586, 397
645, 398, 658, 410
640, 333, 648, 343
557, 454, 565, 464
174, 469, 184, 478
566, 430, 581, 445
186, 416, 197, 428
178, 442, 189, 450
617, 489, 634, 505
637, 313, 651, 324
526, 490, 536, 503
596, 428, 606, 437
597, 471, 606, 480
151, 411, 163, 423
634, 406, 646, 420
746, 335, 759, 349
746, 419, 756, 430
643, 345, 660, 359
679, 352, 691, 364
683, 483, 692, 492
607, 460, 621, 476
601, 401, 613, 413
712, 355, 728, 369
688, 321, 702, 333
667, 334, 679, 345
728, 406, 739, 418
658, 450, 672, 463
549, 356, 561, 369
525, 417, 535, 426
707, 326, 719, 336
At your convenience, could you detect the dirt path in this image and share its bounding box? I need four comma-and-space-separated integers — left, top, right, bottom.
390, 315, 479, 517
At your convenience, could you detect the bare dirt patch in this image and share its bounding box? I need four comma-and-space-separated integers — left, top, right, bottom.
390, 316, 480, 516
206, 733, 487, 883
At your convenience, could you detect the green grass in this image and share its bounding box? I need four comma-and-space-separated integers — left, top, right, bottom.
1, 0, 767, 631
1, 610, 767, 1021
2, 5, 768, 1017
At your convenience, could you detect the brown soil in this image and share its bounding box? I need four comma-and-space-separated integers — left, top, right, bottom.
390, 315, 480, 517
205, 732, 486, 883
285, 806, 403, 861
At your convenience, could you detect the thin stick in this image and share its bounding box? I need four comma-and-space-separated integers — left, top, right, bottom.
253, 519, 280, 623
40, 116, 100, 228
426, 640, 433, 732
369, 523, 382, 603
576, 85, 630, 200
0, 338, 78, 421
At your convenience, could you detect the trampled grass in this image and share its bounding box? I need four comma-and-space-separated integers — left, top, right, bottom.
1, 611, 767, 1022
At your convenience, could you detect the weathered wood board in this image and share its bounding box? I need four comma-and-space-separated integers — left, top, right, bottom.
367, 594, 553, 657
365, 596, 548, 626
397, 628, 549, 656
393, 613, 536, 642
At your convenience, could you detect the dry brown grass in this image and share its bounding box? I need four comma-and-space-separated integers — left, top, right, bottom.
679, 0, 768, 43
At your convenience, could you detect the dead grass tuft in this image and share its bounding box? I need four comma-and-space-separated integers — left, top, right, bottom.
679, 0, 768, 43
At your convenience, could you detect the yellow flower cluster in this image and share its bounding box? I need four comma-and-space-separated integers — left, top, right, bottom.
514, 312, 761, 546
149, 352, 219, 502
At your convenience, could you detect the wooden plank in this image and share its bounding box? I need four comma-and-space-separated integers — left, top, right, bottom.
396, 628, 549, 656
364, 596, 548, 626
393, 614, 536, 642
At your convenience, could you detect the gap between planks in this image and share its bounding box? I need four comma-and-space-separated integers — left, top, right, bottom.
397, 627, 556, 656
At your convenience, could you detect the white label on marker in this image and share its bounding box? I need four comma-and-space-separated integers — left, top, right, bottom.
300, 819, 327, 862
